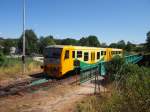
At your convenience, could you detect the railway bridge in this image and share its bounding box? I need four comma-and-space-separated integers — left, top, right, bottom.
78, 54, 143, 83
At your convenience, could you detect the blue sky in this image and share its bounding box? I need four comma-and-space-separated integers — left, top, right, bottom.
0, 0, 150, 44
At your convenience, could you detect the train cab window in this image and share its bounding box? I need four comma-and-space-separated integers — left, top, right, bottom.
65, 50, 69, 59
84, 52, 89, 61
72, 51, 75, 58
77, 51, 82, 58
97, 52, 100, 59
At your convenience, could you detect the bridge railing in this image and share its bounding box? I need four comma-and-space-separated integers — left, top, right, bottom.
78, 54, 143, 84
79, 61, 106, 83
125, 55, 143, 64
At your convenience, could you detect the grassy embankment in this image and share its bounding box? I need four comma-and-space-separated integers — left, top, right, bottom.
76, 57, 150, 112
0, 57, 42, 81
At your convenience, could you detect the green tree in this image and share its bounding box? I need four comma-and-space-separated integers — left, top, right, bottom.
18, 29, 38, 55
79, 35, 100, 47
39, 35, 56, 53
117, 40, 126, 49
61, 38, 78, 45
125, 41, 135, 52
100, 43, 107, 48
109, 43, 118, 48
78, 37, 89, 46
105, 55, 125, 81
146, 31, 150, 52
0, 51, 6, 66
54, 39, 62, 45
3, 39, 18, 54
87, 35, 100, 47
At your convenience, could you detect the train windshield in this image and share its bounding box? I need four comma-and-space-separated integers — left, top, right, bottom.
43, 48, 62, 59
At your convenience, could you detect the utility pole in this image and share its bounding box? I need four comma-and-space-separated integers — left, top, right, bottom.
22, 0, 26, 74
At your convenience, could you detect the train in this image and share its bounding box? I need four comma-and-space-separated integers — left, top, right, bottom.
41, 45, 123, 78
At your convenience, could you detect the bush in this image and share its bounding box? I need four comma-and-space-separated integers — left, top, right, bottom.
0, 52, 6, 66
105, 55, 125, 81
102, 65, 150, 112
76, 64, 150, 112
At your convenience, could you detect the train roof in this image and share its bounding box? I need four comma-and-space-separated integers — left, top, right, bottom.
46, 45, 101, 49
46, 45, 122, 50
46, 45, 65, 48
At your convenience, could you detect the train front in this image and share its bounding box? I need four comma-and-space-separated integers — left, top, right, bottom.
42, 46, 62, 78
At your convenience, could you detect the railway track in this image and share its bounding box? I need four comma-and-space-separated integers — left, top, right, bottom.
0, 74, 79, 98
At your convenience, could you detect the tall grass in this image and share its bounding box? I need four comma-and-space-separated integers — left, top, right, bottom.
0, 57, 42, 80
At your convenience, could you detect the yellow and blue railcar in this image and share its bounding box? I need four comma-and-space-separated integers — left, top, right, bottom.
42, 45, 123, 78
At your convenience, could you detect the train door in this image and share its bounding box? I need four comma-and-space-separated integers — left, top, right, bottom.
63, 49, 72, 75
91, 51, 95, 63
106, 48, 112, 61
109, 48, 112, 61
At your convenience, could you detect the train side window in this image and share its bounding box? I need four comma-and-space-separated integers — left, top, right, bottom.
97, 52, 100, 59
72, 51, 75, 58
84, 52, 89, 61
65, 50, 69, 59
101, 51, 103, 55
77, 51, 82, 58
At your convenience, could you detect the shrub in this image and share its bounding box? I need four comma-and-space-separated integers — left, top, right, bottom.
76, 64, 150, 112
104, 65, 150, 112
105, 55, 125, 81
0, 52, 6, 66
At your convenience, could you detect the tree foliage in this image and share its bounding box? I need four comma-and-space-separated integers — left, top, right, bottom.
105, 55, 125, 81
61, 38, 78, 45
146, 31, 150, 52
79, 35, 100, 47
117, 40, 126, 49
38, 35, 56, 53
100, 43, 107, 48
0, 51, 6, 66
18, 29, 38, 54
103, 65, 150, 112
3, 39, 18, 54
1, 29, 149, 55
125, 41, 136, 52
109, 43, 118, 48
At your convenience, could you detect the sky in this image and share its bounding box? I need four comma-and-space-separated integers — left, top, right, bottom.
0, 0, 150, 44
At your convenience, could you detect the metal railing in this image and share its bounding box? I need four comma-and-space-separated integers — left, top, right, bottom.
78, 54, 143, 84
125, 55, 143, 64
